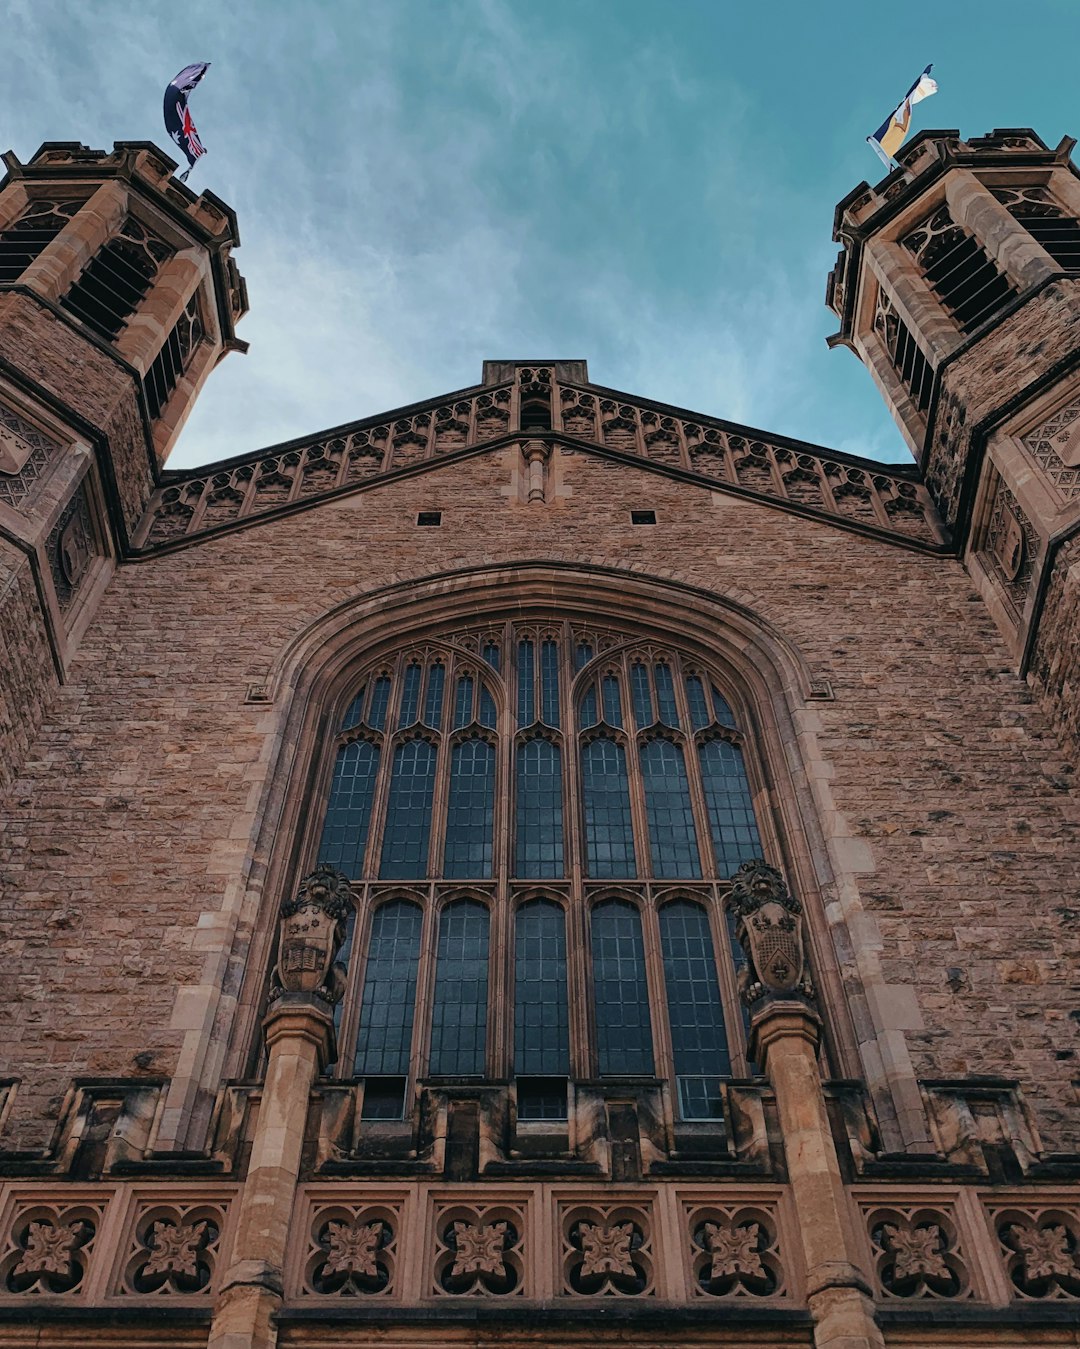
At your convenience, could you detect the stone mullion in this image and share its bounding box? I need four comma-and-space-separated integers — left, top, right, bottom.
945, 168, 1060, 291
865, 238, 958, 366
674, 416, 692, 471
0, 181, 31, 233
640, 891, 675, 1094
334, 883, 371, 1080
115, 250, 207, 374
19, 179, 127, 303
706, 883, 749, 1077
487, 884, 511, 1080
411, 889, 438, 1088
855, 324, 928, 459
566, 882, 593, 1083
426, 724, 451, 881
622, 653, 652, 882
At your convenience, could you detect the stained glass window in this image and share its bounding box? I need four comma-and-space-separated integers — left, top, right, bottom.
659, 900, 730, 1118
379, 738, 436, 878
429, 900, 489, 1075
443, 737, 495, 878
592, 900, 653, 1074
641, 737, 701, 878
515, 737, 564, 877
354, 900, 422, 1076
318, 739, 379, 878
514, 899, 569, 1075
699, 737, 763, 876
582, 736, 636, 878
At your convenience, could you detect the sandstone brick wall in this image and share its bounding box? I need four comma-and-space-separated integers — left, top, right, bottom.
1030, 536, 1080, 766
0, 543, 59, 799
0, 292, 154, 536
1, 446, 1079, 1151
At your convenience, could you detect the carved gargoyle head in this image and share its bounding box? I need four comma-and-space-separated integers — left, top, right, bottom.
269, 864, 352, 1006
726, 859, 813, 1006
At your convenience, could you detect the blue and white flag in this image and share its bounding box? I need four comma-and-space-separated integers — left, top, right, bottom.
164, 62, 210, 182
868, 65, 937, 169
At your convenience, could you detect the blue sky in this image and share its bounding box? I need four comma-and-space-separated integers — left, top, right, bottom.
6, 0, 1080, 469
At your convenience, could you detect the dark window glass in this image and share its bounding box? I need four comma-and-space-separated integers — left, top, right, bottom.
0, 203, 77, 283
429, 900, 489, 1075
654, 663, 679, 727
659, 901, 730, 1119
341, 686, 366, 731
602, 675, 623, 728
641, 737, 701, 878
424, 664, 445, 729
631, 663, 653, 727
711, 686, 737, 728
699, 737, 763, 876
517, 1077, 567, 1121
541, 640, 560, 727
141, 296, 203, 420
575, 642, 594, 670
61, 236, 160, 341
354, 900, 422, 1075
515, 738, 564, 877
318, 739, 379, 878
591, 900, 653, 1074
482, 642, 501, 671
368, 676, 392, 731
398, 663, 422, 727
479, 686, 497, 729
580, 685, 598, 729
360, 1077, 407, 1120
379, 738, 436, 878
581, 736, 636, 878
514, 899, 569, 1074
686, 676, 710, 730
443, 737, 495, 878
453, 675, 474, 729
517, 639, 535, 726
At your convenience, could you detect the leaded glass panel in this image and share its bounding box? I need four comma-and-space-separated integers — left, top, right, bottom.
631, 663, 653, 727
581, 736, 636, 878
654, 663, 679, 727
368, 676, 392, 731
515, 737, 564, 877
341, 687, 365, 731
424, 663, 445, 728
685, 675, 710, 729
602, 675, 623, 727
541, 639, 560, 727
514, 899, 569, 1075
453, 675, 474, 729
659, 900, 730, 1118
379, 738, 436, 878
641, 737, 701, 878
699, 737, 762, 876
318, 739, 379, 878
517, 639, 535, 726
398, 663, 422, 727
592, 900, 653, 1074
354, 900, 422, 1076
429, 900, 489, 1075
443, 737, 495, 878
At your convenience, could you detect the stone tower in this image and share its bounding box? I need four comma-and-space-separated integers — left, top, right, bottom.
828, 128, 1080, 751
0, 141, 247, 791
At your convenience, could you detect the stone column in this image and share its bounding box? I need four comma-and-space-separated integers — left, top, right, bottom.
728, 861, 884, 1349
752, 1004, 884, 1349
207, 995, 334, 1349
207, 865, 352, 1349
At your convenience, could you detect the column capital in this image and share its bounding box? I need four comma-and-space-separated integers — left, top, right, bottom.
262, 992, 337, 1070
748, 996, 822, 1068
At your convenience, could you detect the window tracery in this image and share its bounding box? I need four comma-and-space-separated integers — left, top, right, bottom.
305, 620, 782, 1120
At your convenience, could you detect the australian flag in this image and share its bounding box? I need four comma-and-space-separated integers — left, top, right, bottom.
164, 62, 210, 181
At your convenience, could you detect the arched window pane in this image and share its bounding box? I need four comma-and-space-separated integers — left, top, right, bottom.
631, 663, 653, 727
711, 686, 737, 728
341, 686, 365, 731
514, 900, 569, 1074
592, 901, 653, 1075
698, 737, 763, 876
659, 901, 730, 1119
654, 663, 679, 727
443, 737, 495, 878
424, 664, 445, 728
482, 641, 501, 671
541, 640, 560, 727
582, 736, 636, 878
354, 900, 422, 1075
686, 676, 710, 730
517, 639, 535, 726
575, 642, 594, 670
430, 900, 489, 1075
379, 739, 436, 878
398, 663, 422, 727
368, 676, 392, 731
515, 738, 564, 877
641, 738, 701, 878
318, 739, 379, 878
479, 686, 497, 729
602, 675, 623, 727
580, 685, 598, 729
454, 676, 474, 729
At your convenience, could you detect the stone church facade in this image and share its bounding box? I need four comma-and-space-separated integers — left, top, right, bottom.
0, 127, 1079, 1348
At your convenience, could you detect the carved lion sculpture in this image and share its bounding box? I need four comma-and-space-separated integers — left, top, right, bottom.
269, 864, 353, 1005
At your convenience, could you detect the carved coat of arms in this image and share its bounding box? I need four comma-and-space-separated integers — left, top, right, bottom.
726, 860, 813, 1004
269, 864, 352, 1004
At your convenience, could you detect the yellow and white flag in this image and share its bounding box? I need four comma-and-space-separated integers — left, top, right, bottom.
868, 65, 938, 168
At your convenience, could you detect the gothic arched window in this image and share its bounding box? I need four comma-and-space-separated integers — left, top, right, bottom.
309, 621, 776, 1122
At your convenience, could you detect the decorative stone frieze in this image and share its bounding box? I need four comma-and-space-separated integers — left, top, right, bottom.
864, 1203, 971, 1299
0, 402, 60, 507
686, 1202, 787, 1298
1021, 397, 1080, 498
302, 1202, 400, 1297
0, 1201, 103, 1296
119, 1200, 224, 1296
432, 1202, 526, 1296
993, 1205, 1080, 1298
560, 1201, 654, 1296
